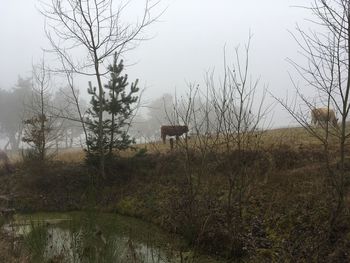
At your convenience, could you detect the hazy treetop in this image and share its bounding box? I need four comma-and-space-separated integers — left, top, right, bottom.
0, 0, 311, 127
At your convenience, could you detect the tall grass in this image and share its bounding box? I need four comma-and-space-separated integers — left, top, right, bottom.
24, 220, 48, 262
22, 211, 180, 263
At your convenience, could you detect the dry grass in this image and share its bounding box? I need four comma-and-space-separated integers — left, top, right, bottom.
54, 148, 86, 163
7, 125, 343, 164
133, 125, 341, 154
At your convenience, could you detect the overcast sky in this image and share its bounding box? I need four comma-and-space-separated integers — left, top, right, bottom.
0, 0, 313, 127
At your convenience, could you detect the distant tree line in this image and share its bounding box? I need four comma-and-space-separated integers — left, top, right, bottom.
0, 76, 87, 152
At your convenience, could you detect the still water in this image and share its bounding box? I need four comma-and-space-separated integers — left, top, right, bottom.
4, 212, 221, 263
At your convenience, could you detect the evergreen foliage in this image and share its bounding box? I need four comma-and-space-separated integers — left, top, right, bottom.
22, 114, 51, 161
86, 54, 139, 164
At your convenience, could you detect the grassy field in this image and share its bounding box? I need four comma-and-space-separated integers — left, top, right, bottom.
51, 125, 340, 163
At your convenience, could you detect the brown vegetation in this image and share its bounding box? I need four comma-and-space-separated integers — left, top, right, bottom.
1, 127, 350, 262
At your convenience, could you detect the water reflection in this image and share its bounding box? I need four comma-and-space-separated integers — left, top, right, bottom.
4, 213, 183, 262
41, 226, 173, 262
3, 213, 222, 262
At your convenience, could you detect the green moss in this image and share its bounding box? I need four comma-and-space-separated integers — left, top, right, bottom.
116, 196, 143, 217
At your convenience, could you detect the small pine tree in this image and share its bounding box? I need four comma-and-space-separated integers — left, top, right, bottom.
105, 56, 139, 155
85, 81, 107, 165
22, 114, 51, 161
86, 54, 139, 165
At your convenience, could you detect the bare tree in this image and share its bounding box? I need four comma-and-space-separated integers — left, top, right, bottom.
41, 0, 162, 177
22, 60, 62, 162
167, 37, 270, 257
207, 40, 269, 255
52, 85, 88, 149
59, 60, 90, 153
275, 0, 350, 224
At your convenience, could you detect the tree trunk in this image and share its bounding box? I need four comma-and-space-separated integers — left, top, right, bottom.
94, 61, 105, 179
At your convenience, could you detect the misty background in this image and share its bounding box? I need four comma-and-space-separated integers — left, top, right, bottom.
0, 0, 314, 148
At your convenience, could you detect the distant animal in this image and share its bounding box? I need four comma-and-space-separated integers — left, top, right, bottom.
311, 107, 338, 127
161, 125, 189, 144
0, 150, 15, 174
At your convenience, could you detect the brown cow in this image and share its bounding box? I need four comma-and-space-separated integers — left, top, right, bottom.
161, 125, 189, 144
0, 150, 15, 174
311, 107, 338, 127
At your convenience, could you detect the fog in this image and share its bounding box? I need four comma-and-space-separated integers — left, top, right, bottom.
0, 0, 313, 133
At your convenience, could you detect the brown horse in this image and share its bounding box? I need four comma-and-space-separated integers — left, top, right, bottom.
161, 125, 189, 144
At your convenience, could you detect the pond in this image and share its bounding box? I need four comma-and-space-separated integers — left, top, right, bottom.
3, 212, 222, 263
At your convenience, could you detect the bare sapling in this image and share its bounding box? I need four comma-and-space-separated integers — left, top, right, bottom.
206, 37, 268, 256
22, 60, 63, 162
